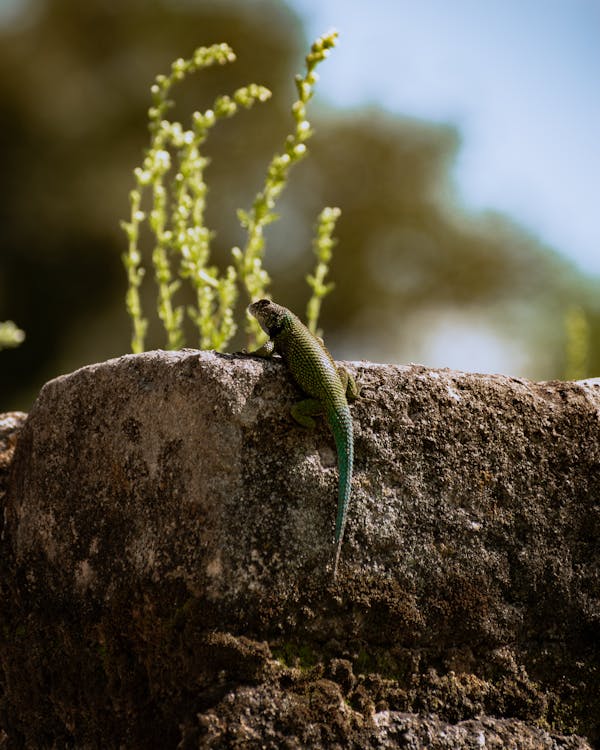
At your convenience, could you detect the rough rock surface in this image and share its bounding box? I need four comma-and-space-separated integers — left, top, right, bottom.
1, 350, 598, 748
0, 412, 26, 495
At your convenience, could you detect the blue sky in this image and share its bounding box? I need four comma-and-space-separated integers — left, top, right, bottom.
290, 0, 600, 276
1, 0, 597, 276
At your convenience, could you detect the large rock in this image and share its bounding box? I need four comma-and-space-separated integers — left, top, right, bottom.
1, 350, 598, 748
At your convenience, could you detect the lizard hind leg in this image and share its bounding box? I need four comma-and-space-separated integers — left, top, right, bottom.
290, 398, 323, 429
337, 366, 360, 402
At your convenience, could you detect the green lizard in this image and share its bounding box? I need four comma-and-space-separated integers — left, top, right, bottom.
247, 299, 358, 578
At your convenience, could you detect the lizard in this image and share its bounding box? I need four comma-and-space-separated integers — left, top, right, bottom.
246, 299, 358, 578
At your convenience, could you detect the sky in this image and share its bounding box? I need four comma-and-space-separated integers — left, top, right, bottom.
0, 0, 597, 278
289, 0, 600, 276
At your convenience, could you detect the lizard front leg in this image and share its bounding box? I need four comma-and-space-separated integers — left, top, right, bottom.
246, 340, 275, 357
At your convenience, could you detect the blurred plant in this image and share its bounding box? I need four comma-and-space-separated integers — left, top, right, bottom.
123, 32, 340, 354
563, 305, 591, 380
233, 32, 338, 346
306, 206, 340, 337
0, 320, 25, 351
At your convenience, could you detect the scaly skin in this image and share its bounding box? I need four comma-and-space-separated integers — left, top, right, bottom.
247, 299, 358, 578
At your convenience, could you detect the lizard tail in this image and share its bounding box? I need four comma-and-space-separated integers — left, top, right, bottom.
327, 404, 353, 578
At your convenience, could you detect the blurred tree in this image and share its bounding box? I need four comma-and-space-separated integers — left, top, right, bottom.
0, 0, 597, 410
272, 112, 597, 376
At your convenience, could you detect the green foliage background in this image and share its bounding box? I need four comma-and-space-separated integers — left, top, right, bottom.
0, 0, 598, 410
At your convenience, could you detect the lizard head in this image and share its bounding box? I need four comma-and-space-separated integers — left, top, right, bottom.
248, 299, 289, 337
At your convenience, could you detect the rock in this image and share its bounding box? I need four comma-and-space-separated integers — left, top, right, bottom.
0, 412, 26, 495
183, 687, 592, 749
0, 351, 598, 748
